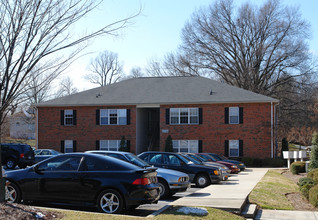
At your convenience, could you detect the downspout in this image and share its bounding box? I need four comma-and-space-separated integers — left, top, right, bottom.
36, 107, 38, 149
271, 102, 273, 158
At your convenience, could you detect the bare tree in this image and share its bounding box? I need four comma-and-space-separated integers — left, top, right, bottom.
0, 0, 139, 202
175, 0, 314, 95
85, 50, 124, 86
56, 76, 79, 97
129, 66, 144, 78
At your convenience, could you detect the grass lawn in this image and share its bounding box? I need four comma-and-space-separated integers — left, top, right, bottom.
249, 169, 299, 210
48, 206, 244, 220
2, 137, 36, 148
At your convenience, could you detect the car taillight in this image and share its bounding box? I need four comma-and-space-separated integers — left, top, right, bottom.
132, 178, 151, 185
20, 153, 24, 158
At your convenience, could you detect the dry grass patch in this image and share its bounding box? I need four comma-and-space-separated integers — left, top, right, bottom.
249, 169, 299, 210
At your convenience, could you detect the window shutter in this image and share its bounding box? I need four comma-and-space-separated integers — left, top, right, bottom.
96, 109, 100, 125
127, 140, 131, 152
60, 110, 64, 125
198, 140, 203, 153
224, 108, 229, 124
239, 140, 243, 157
96, 140, 100, 150
166, 108, 170, 124
60, 140, 65, 153
199, 108, 203, 124
73, 140, 77, 152
239, 107, 243, 124
224, 140, 229, 157
73, 110, 77, 125
127, 109, 131, 125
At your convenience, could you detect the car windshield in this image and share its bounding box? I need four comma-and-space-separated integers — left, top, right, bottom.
199, 154, 217, 162
191, 154, 207, 162
177, 154, 194, 165
210, 154, 224, 160
183, 155, 202, 165
125, 153, 150, 168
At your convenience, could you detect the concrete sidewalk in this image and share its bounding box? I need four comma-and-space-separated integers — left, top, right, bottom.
170, 168, 268, 213
256, 210, 318, 220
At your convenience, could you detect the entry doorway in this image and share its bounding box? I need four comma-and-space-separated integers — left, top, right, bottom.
136, 108, 160, 154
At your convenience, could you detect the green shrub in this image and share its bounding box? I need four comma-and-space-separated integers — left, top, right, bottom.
298, 177, 315, 187
290, 161, 306, 174
307, 168, 318, 183
165, 135, 173, 152
300, 183, 315, 199
308, 185, 318, 207
241, 157, 254, 167
262, 158, 285, 167
309, 132, 318, 170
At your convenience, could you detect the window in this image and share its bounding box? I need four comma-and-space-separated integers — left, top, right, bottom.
229, 140, 239, 157
61, 110, 76, 126
64, 110, 74, 125
64, 140, 74, 153
172, 140, 199, 153
100, 109, 127, 125
37, 156, 81, 171
99, 140, 121, 151
170, 108, 199, 125
229, 107, 239, 124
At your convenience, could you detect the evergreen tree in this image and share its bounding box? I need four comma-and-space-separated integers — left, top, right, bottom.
281, 138, 289, 158
165, 135, 173, 152
119, 136, 129, 152
309, 133, 318, 170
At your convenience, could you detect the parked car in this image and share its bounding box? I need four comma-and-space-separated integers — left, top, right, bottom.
138, 151, 222, 188
180, 153, 230, 180
85, 150, 190, 199
1, 143, 35, 169
207, 153, 246, 171
196, 153, 240, 174
5, 153, 160, 214
34, 149, 62, 163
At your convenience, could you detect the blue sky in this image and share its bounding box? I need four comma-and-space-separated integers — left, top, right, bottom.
67, 0, 318, 90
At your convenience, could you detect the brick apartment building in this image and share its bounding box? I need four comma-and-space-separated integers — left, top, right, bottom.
36, 76, 279, 159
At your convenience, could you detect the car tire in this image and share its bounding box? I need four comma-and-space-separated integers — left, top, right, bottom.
6, 182, 21, 203
97, 189, 124, 214
195, 174, 210, 188
6, 158, 16, 169
158, 179, 170, 199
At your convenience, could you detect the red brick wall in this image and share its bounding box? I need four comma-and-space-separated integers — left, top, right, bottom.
37, 106, 136, 153
159, 103, 273, 159
37, 102, 274, 158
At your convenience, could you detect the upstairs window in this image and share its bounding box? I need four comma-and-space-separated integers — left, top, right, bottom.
61, 110, 76, 126
169, 108, 200, 125
99, 109, 127, 125
229, 107, 239, 124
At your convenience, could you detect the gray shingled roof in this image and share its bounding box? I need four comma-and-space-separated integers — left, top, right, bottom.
36, 76, 278, 107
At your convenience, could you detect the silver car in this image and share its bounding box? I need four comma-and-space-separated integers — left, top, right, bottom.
85, 151, 190, 199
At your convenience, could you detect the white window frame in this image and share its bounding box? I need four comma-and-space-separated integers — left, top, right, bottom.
170, 108, 199, 125
64, 140, 73, 153
229, 140, 239, 157
229, 107, 239, 124
172, 140, 199, 153
99, 140, 121, 151
64, 110, 74, 126
100, 109, 127, 125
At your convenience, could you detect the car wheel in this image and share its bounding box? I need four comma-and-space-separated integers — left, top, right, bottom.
6, 182, 21, 203
97, 189, 123, 214
158, 179, 170, 199
195, 174, 210, 188
6, 159, 16, 169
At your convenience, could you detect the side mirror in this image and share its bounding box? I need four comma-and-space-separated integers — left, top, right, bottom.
33, 165, 44, 174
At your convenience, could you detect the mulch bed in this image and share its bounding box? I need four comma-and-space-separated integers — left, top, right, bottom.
280, 169, 318, 211
0, 203, 64, 220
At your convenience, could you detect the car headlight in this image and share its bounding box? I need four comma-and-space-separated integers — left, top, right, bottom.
239, 163, 244, 166
222, 166, 227, 169
231, 165, 238, 169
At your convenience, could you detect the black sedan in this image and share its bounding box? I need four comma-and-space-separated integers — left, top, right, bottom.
138, 151, 222, 188
5, 153, 160, 214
